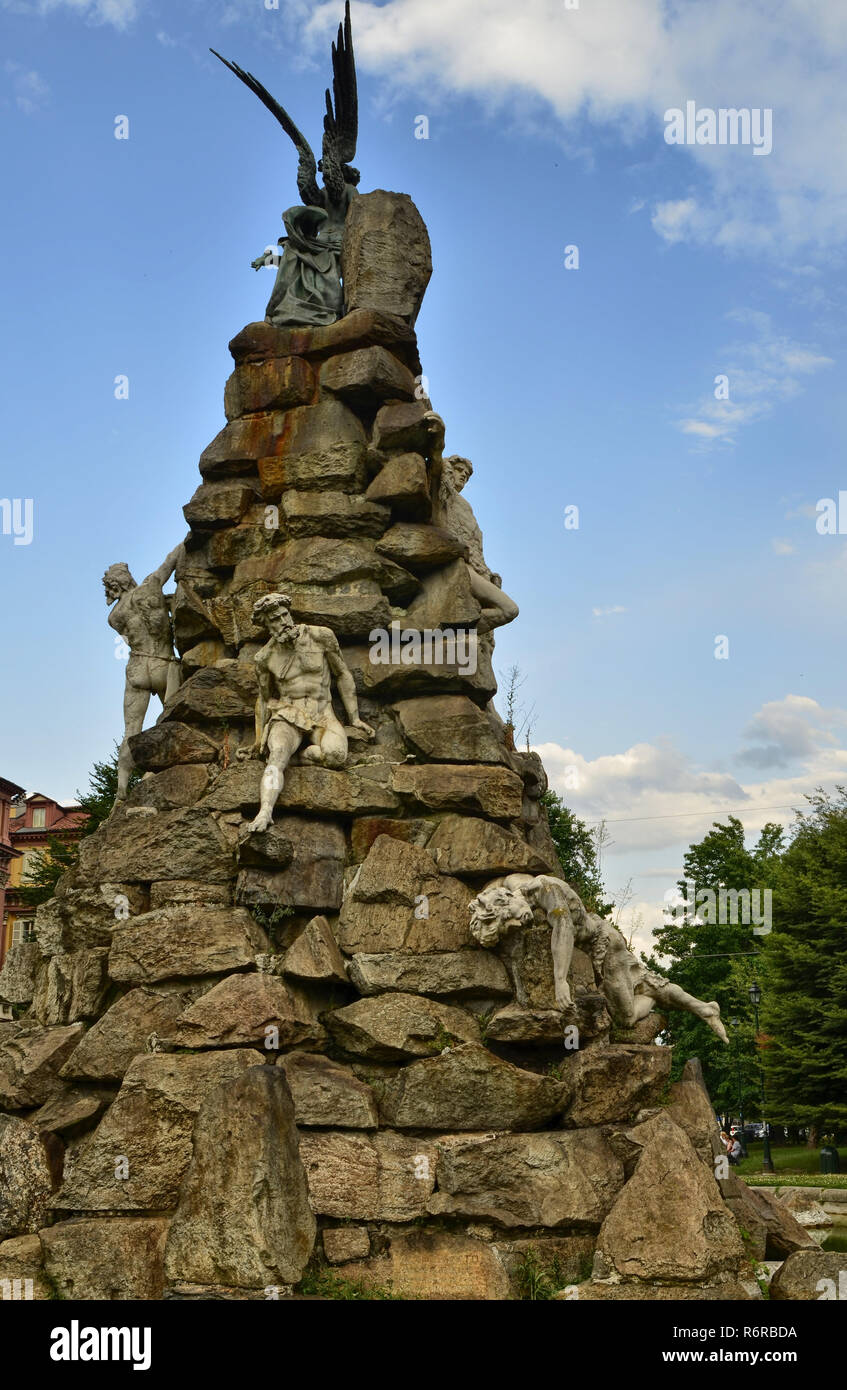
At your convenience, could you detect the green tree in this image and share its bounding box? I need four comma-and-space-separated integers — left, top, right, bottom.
648, 816, 783, 1110
540, 791, 610, 914
761, 788, 847, 1137
16, 746, 139, 908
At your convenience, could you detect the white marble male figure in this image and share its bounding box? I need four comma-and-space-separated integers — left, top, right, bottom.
469, 873, 729, 1043
244, 592, 374, 834
104, 545, 183, 800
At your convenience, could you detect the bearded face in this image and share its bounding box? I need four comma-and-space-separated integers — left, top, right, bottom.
469, 884, 533, 947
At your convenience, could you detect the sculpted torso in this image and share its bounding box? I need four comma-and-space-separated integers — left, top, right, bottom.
259, 626, 334, 706
108, 581, 173, 661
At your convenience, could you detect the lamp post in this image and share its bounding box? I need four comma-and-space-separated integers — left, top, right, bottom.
748, 981, 774, 1173
730, 1017, 746, 1158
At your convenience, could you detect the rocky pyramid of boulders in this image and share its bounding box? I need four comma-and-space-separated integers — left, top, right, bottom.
0, 191, 821, 1301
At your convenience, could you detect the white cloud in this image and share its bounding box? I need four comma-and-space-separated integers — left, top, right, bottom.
772, 538, 795, 555
591, 604, 627, 618
737, 694, 847, 768
4, 59, 49, 113
651, 197, 699, 244
1, 0, 137, 28
301, 0, 847, 256
535, 693, 847, 853
674, 308, 833, 446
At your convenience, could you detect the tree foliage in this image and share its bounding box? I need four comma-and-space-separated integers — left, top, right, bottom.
647, 815, 783, 1110
761, 788, 847, 1130
540, 791, 610, 914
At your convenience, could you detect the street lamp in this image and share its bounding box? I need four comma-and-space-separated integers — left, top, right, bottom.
730, 1017, 746, 1157
748, 981, 774, 1173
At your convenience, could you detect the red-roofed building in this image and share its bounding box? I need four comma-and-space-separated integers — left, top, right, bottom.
0, 777, 25, 972
0, 791, 89, 971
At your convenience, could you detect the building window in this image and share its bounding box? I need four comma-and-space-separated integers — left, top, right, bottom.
21, 851, 39, 882
31, 807, 47, 829
11, 919, 36, 945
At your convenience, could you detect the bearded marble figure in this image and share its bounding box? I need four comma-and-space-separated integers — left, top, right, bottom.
242, 592, 374, 835
469, 873, 729, 1043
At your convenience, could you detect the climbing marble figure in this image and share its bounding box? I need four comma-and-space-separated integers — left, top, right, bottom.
469, 873, 730, 1043
104, 545, 183, 801
242, 592, 374, 835
436, 451, 519, 633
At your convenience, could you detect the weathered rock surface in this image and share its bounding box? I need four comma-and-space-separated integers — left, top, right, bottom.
278, 1050, 378, 1128
0, 941, 42, 1006
35, 882, 148, 954
257, 400, 367, 497
298, 1130, 437, 1221
391, 763, 524, 819
325, 992, 480, 1061
485, 1003, 565, 1045
429, 1129, 624, 1228
336, 835, 474, 953
770, 1248, 846, 1300
0, 1023, 84, 1110
563, 1045, 671, 1127
427, 815, 555, 877
365, 452, 431, 520
228, 309, 420, 373
109, 906, 268, 983
666, 1060, 722, 1163
224, 354, 314, 420
381, 1042, 567, 1131
320, 345, 417, 409
0, 1232, 52, 1299
282, 489, 390, 539
41, 1217, 171, 1300
163, 1065, 315, 1290
235, 817, 346, 911
376, 522, 465, 571
340, 1230, 512, 1301
128, 722, 220, 771
777, 1188, 832, 1228
0, 1115, 55, 1239
85, 806, 237, 883
171, 971, 325, 1050
342, 190, 432, 326
280, 915, 348, 984
59, 987, 194, 1082
392, 695, 509, 765
594, 1113, 746, 1283
31, 1085, 112, 1138
347, 950, 511, 1000
57, 1050, 264, 1211
323, 1225, 370, 1265
720, 1176, 817, 1261
31, 948, 110, 1025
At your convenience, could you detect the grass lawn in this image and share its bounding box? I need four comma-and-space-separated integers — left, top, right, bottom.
737, 1142, 847, 1187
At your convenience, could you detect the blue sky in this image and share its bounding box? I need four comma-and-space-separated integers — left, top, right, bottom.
1, 0, 845, 947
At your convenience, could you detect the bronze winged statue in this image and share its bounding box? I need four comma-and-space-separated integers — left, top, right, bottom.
211, 0, 359, 326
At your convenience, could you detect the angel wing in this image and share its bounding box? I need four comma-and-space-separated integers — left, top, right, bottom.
321, 0, 358, 202
210, 48, 322, 207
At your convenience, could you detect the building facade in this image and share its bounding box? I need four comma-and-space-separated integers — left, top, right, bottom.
0, 791, 89, 971
0, 777, 25, 972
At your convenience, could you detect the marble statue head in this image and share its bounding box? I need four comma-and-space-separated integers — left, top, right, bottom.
469, 883, 533, 948
103, 562, 136, 604
252, 591, 297, 640
445, 455, 473, 493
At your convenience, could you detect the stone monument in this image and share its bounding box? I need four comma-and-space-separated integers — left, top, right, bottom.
0, 5, 817, 1302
